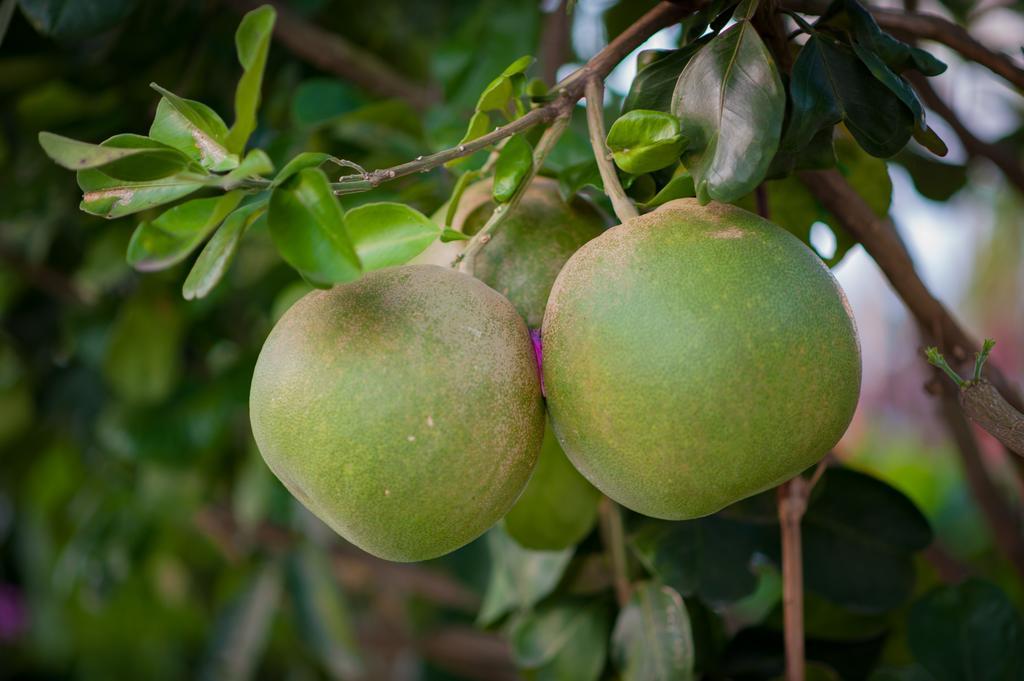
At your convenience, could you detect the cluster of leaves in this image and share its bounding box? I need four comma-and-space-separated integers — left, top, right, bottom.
469, 466, 1024, 680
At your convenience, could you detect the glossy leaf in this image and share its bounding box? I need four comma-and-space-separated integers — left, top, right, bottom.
18, 0, 137, 39
510, 599, 610, 681
786, 36, 914, 158
612, 582, 694, 681
607, 109, 685, 175
102, 293, 183, 405
267, 167, 361, 288
640, 172, 696, 209
477, 526, 574, 626
440, 228, 470, 242
343, 202, 439, 271
225, 5, 275, 153
182, 200, 267, 300
201, 562, 282, 681
477, 75, 513, 113
672, 21, 784, 203
840, 0, 947, 76
127, 192, 244, 272
287, 544, 363, 680
908, 580, 1024, 681
38, 131, 192, 180
272, 151, 330, 186
492, 134, 532, 203
77, 168, 205, 219
149, 85, 238, 171
446, 111, 491, 169
623, 38, 710, 113
504, 425, 601, 551
850, 42, 923, 126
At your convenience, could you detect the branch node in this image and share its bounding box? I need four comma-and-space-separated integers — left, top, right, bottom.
925, 346, 966, 388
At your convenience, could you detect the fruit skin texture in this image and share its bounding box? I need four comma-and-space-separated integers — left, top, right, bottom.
250, 265, 545, 562
542, 199, 861, 520
417, 177, 608, 327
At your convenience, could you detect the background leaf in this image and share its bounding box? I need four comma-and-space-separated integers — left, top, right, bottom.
510, 599, 610, 681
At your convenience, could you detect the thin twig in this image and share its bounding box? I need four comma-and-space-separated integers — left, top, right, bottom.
780, 0, 1024, 91
778, 478, 808, 681
584, 77, 639, 223
456, 114, 572, 272
598, 496, 632, 607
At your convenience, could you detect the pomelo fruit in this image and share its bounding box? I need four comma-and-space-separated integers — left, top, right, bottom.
541, 199, 861, 520
417, 177, 608, 327
249, 265, 545, 561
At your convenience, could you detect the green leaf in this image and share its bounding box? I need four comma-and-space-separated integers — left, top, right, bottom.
343, 202, 439, 271
445, 111, 491, 169
38, 131, 192, 180
630, 515, 764, 605
225, 5, 275, 153
102, 292, 183, 405
500, 54, 535, 77
510, 599, 610, 681
892, 148, 966, 201
622, 38, 710, 113
908, 580, 1024, 681
786, 36, 914, 158
612, 582, 695, 681
557, 159, 603, 199
287, 544, 363, 681
477, 75, 513, 113
272, 151, 330, 187
18, 0, 137, 39
267, 167, 361, 288
127, 192, 244, 272
477, 526, 574, 626
851, 42, 923, 126
201, 561, 282, 681
493, 134, 532, 203
183, 200, 267, 300
672, 21, 784, 203
912, 124, 948, 157
149, 86, 238, 171
219, 149, 274, 188
504, 424, 601, 551
77, 168, 205, 219
607, 109, 686, 175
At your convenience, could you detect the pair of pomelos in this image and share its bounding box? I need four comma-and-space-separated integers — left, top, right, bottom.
249, 178, 861, 562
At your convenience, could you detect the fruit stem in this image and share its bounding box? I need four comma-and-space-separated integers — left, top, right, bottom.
584, 77, 639, 224
456, 113, 572, 272
599, 496, 631, 607
778, 476, 810, 681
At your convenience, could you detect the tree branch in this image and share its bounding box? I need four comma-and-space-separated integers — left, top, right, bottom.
906, 72, 1024, 196
780, 0, 1024, 91
225, 0, 440, 110
585, 78, 639, 224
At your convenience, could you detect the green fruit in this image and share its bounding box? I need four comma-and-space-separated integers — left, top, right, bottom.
250, 265, 545, 561
504, 423, 602, 550
418, 177, 608, 327
542, 199, 861, 520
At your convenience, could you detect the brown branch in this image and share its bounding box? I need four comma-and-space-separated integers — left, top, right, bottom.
778, 477, 809, 681
906, 72, 1024, 195
225, 0, 440, 110
539, 0, 571, 86
780, 0, 1024, 91
194, 507, 480, 612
